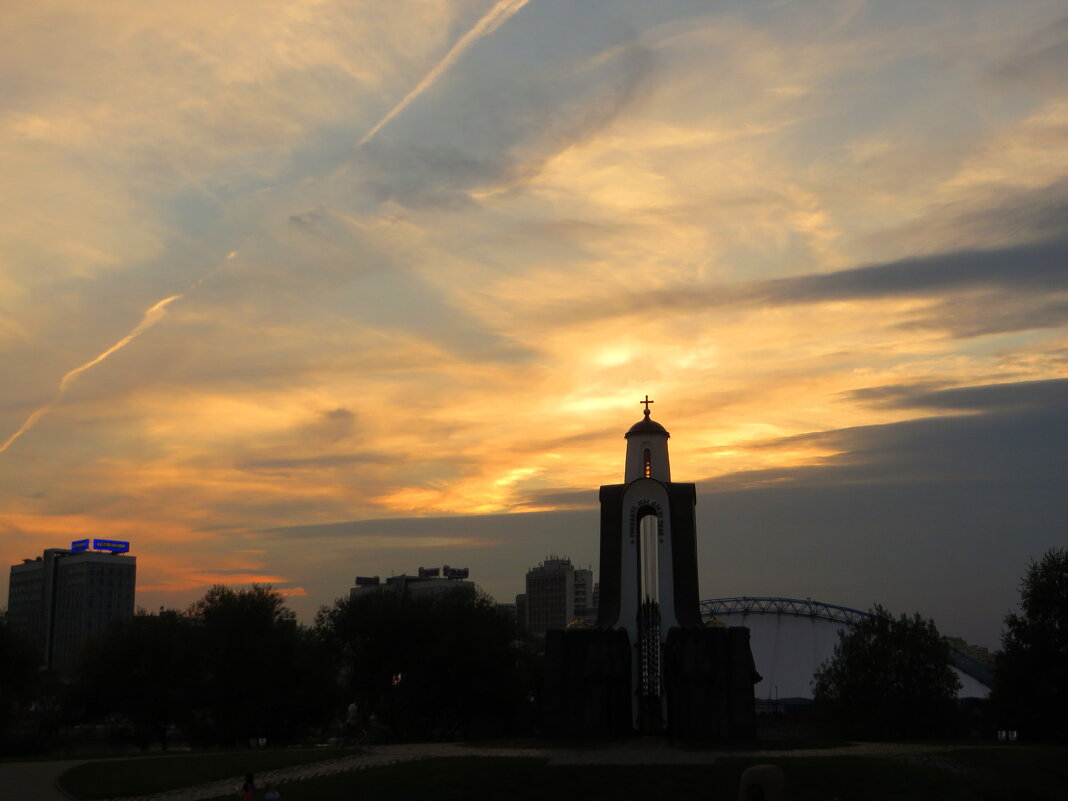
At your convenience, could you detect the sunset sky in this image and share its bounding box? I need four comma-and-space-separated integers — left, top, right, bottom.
2, 0, 1066, 648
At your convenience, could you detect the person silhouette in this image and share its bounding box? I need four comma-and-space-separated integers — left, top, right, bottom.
238, 772, 255, 801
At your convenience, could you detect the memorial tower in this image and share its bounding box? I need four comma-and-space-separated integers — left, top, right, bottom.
543, 397, 758, 741
595, 396, 702, 730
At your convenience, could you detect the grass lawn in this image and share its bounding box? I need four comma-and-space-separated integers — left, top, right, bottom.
58, 747, 357, 799
192, 748, 1068, 801
60, 744, 1068, 801
760, 748, 1068, 801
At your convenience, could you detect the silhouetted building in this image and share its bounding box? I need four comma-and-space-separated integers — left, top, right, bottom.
350, 565, 474, 600
575, 568, 595, 623
7, 541, 136, 675
523, 556, 595, 637
543, 400, 758, 740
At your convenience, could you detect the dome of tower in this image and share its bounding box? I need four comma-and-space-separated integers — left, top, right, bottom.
625, 410, 670, 439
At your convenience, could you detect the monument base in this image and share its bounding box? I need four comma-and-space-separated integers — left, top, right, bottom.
663, 625, 759, 742
542, 627, 631, 740
542, 625, 759, 742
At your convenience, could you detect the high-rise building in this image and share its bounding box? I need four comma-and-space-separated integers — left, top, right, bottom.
7, 540, 136, 675
522, 556, 595, 637
573, 568, 595, 623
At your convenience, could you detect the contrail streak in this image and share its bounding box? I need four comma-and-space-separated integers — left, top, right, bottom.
0, 254, 236, 454
0, 295, 182, 454
58, 295, 181, 393
359, 0, 531, 145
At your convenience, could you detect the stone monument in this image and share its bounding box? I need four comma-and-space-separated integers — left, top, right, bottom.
543, 398, 759, 740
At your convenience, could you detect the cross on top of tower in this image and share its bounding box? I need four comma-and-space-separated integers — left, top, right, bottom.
640, 395, 654, 417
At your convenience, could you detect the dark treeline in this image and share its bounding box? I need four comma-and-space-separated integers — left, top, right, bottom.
0, 608, 41, 752
2, 548, 1065, 754
813, 547, 1068, 742
318, 587, 537, 741
812, 605, 962, 740
0, 584, 533, 755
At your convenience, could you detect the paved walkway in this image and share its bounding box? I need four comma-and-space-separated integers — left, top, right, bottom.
0, 740, 991, 801
0, 758, 88, 801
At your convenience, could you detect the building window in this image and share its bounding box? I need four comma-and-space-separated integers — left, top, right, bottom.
643, 448, 651, 478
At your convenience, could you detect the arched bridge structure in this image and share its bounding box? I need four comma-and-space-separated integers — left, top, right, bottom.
700, 596, 993, 691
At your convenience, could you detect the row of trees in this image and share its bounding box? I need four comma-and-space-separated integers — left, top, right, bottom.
318, 585, 535, 740
74, 585, 337, 750
2, 548, 1065, 752
813, 547, 1068, 741
1, 583, 529, 754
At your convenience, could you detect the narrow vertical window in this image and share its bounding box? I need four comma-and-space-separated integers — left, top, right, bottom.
638, 512, 659, 603
643, 448, 651, 478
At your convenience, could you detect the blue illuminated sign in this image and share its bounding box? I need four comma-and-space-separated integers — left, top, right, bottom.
92, 539, 130, 554
71, 539, 90, 552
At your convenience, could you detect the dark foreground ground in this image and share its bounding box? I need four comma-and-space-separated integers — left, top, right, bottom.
4, 739, 1066, 801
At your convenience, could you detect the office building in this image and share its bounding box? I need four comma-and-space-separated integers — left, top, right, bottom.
350, 565, 474, 600
7, 540, 136, 675
522, 556, 595, 637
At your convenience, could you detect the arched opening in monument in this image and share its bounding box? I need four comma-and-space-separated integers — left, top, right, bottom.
636, 507, 662, 732
638, 511, 659, 604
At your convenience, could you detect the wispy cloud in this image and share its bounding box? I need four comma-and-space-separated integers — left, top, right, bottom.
2, 0, 1067, 645
847, 378, 1068, 412
542, 237, 1068, 331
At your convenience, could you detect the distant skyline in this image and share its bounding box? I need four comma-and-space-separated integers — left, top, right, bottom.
3, 1, 1067, 648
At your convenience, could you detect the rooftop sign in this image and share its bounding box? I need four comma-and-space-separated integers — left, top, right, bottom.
71, 539, 90, 552
91, 539, 130, 554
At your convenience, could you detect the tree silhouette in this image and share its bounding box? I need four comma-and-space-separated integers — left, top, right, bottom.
813, 605, 960, 739
74, 585, 335, 748
0, 610, 41, 754
994, 547, 1068, 741
76, 609, 193, 750
184, 584, 334, 746
316, 586, 522, 740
